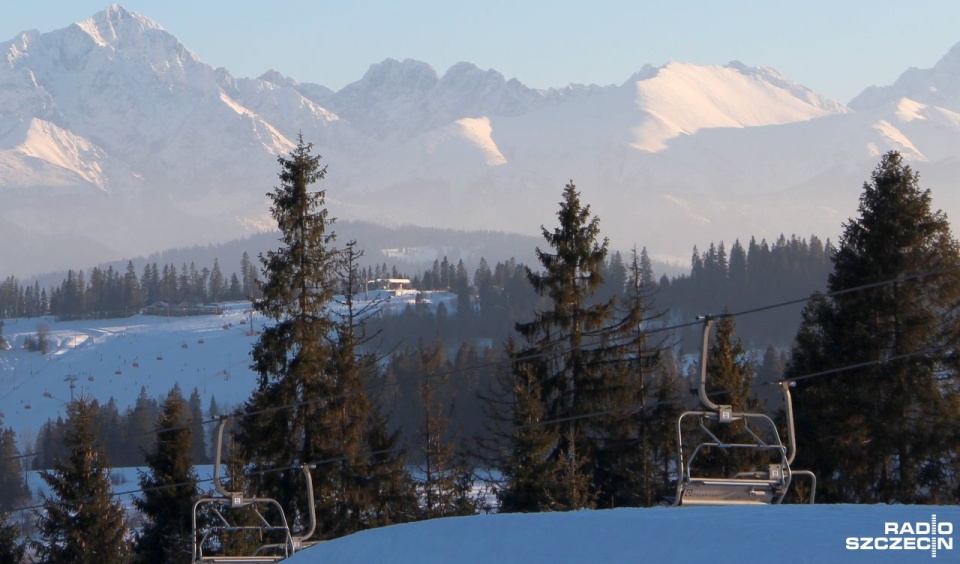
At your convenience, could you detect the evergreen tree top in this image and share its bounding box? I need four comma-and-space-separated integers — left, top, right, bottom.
526, 181, 610, 318
833, 150, 958, 290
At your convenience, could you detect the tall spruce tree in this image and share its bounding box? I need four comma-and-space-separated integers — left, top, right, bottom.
647, 351, 685, 496
786, 151, 960, 503
611, 246, 667, 507
307, 240, 417, 539
134, 387, 200, 563
0, 424, 29, 512
187, 388, 208, 464
493, 339, 565, 512
415, 340, 477, 518
239, 135, 341, 526
497, 181, 643, 511
34, 397, 130, 563
0, 419, 27, 564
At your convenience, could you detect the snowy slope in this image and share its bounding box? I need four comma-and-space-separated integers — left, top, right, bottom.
0, 293, 458, 437
0, 117, 113, 190
289, 504, 957, 563
629, 61, 847, 151
0, 305, 262, 435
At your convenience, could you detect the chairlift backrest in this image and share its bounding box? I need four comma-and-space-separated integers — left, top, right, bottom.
192, 417, 317, 562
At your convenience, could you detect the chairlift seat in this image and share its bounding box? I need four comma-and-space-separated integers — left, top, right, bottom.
196, 557, 285, 563
677, 477, 784, 506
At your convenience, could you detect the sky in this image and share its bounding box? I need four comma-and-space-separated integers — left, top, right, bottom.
2, 1, 960, 104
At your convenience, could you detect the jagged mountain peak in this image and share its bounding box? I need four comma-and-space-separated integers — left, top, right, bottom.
622, 64, 659, 86
1, 30, 39, 66
354, 58, 440, 92
75, 4, 164, 48
934, 40, 960, 71
849, 39, 960, 112
258, 68, 297, 87
437, 62, 515, 95
725, 59, 749, 71
441, 61, 503, 82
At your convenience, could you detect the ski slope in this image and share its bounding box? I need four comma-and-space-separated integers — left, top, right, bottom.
0, 293, 456, 438
0, 304, 262, 435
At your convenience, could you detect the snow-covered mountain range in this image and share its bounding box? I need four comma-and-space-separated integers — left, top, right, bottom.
4, 4, 960, 276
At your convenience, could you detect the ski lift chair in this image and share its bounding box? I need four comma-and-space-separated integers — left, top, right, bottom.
672, 316, 817, 506
192, 417, 317, 563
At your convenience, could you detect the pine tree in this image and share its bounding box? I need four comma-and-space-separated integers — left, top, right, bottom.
125, 386, 158, 466
0, 418, 27, 563
134, 387, 200, 563
787, 151, 960, 503
363, 409, 419, 527
415, 340, 477, 518
240, 251, 259, 299
98, 398, 126, 467
227, 273, 243, 301
315, 240, 417, 537
187, 388, 208, 464
0, 424, 29, 512
491, 339, 566, 512
0, 511, 24, 563
239, 135, 344, 526
602, 246, 666, 507
497, 181, 640, 511
209, 259, 224, 303
647, 351, 685, 495
122, 260, 142, 315
34, 397, 130, 563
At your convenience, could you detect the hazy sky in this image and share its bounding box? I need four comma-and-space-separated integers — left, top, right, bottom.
2, 1, 959, 103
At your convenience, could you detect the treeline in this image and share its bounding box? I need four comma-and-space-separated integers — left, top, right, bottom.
371, 236, 833, 353
660, 234, 834, 347
0, 254, 262, 321
368, 253, 655, 352
31, 385, 220, 469
3, 238, 833, 352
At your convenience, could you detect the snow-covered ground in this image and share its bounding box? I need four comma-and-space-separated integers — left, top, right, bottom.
0, 295, 457, 444
290, 504, 957, 563
0, 304, 262, 438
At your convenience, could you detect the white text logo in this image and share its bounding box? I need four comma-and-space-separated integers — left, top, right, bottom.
846, 514, 953, 558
